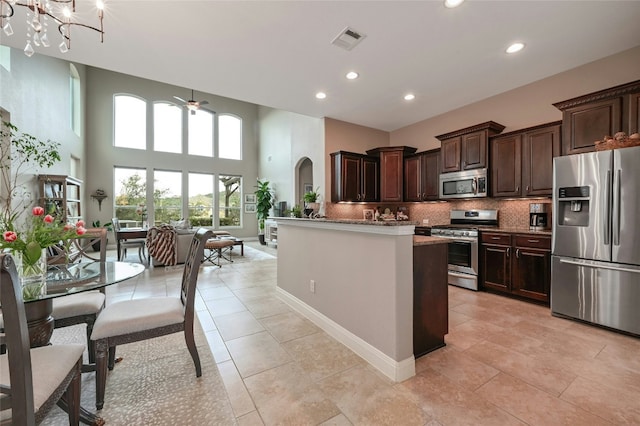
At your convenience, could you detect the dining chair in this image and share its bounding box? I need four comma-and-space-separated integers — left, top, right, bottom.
49, 227, 107, 364
0, 253, 84, 425
112, 217, 147, 263
90, 228, 212, 410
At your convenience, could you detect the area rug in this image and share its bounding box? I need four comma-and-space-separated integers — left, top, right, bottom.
41, 322, 235, 425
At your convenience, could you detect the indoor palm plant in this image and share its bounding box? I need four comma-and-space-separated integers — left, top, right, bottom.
255, 179, 273, 245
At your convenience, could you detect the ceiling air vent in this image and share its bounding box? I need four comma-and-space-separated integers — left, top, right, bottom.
331, 27, 367, 51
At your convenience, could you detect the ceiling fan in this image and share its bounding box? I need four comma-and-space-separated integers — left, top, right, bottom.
173, 89, 212, 115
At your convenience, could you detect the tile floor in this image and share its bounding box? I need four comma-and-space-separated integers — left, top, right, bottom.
108, 243, 640, 425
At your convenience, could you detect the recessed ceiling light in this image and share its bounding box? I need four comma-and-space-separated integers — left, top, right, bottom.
404, 94, 416, 101
444, 0, 464, 8
346, 71, 359, 80
315, 92, 327, 100
506, 42, 525, 54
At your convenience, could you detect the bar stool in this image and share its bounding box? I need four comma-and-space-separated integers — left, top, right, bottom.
203, 238, 235, 267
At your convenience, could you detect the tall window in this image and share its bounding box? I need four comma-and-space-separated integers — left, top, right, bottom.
218, 175, 241, 227
114, 95, 146, 149
188, 173, 214, 226
69, 64, 81, 136
188, 109, 214, 157
114, 167, 146, 226
154, 102, 182, 153
219, 114, 242, 160
154, 170, 182, 224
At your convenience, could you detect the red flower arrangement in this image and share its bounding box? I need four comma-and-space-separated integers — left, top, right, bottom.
0, 206, 86, 267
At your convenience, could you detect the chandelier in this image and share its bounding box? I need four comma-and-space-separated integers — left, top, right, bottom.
0, 0, 104, 57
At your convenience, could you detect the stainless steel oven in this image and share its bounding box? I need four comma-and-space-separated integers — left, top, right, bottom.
432, 210, 498, 291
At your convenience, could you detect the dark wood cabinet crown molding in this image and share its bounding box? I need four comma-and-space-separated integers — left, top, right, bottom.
435, 121, 506, 141
488, 121, 562, 140
365, 146, 417, 156
552, 80, 640, 110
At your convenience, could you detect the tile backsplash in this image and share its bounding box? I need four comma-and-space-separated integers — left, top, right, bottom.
325, 199, 551, 229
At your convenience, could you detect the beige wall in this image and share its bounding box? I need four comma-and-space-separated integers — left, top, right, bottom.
323, 118, 390, 202
390, 46, 640, 151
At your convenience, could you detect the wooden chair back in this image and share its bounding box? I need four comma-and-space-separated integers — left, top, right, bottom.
47, 227, 107, 265
180, 228, 213, 321
0, 253, 37, 424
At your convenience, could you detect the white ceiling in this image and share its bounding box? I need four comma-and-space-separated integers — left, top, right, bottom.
2, 1, 640, 131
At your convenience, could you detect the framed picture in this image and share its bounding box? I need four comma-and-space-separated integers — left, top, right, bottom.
245, 203, 256, 213
363, 209, 374, 220
244, 193, 256, 204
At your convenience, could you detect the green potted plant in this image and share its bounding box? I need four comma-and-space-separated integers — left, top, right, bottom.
255, 179, 273, 245
290, 205, 302, 218
303, 187, 320, 217
91, 220, 113, 251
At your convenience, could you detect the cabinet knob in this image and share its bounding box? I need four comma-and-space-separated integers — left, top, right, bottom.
357, 194, 361, 201
516, 186, 519, 192
515, 248, 520, 258
526, 186, 529, 192
507, 247, 511, 258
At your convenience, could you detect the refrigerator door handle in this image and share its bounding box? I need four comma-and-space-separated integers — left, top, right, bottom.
613, 169, 621, 246
604, 170, 611, 246
559, 258, 640, 274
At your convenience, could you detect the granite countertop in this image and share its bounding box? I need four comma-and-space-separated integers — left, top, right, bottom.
274, 217, 419, 227
413, 236, 450, 246
479, 226, 552, 236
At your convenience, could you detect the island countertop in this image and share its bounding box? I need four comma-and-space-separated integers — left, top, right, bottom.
274, 217, 418, 226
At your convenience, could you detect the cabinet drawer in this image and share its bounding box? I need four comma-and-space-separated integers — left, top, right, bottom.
514, 235, 551, 250
481, 233, 511, 245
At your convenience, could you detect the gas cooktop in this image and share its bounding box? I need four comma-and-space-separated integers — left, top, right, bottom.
431, 210, 498, 238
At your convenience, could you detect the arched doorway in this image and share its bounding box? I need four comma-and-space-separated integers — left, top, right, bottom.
295, 157, 313, 209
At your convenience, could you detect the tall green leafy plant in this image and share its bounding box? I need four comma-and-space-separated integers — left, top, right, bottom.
255, 179, 273, 234
0, 120, 62, 231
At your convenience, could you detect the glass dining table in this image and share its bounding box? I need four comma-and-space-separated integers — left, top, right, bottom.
22, 261, 144, 425
24, 261, 145, 348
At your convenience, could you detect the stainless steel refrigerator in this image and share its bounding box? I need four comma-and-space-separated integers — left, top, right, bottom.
552, 145, 640, 336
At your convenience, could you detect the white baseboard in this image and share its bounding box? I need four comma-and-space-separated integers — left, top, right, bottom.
276, 287, 415, 382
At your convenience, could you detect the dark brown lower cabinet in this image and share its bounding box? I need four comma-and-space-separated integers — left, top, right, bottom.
481, 232, 551, 303
413, 242, 448, 358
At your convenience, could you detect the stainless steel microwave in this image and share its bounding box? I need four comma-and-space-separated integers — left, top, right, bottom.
439, 168, 488, 199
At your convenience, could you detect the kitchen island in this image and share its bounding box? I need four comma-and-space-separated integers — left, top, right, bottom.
275, 217, 448, 382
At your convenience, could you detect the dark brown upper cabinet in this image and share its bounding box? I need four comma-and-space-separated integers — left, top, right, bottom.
366, 146, 417, 202
436, 121, 505, 173
553, 80, 640, 156
330, 151, 379, 202
404, 149, 441, 202
491, 122, 561, 198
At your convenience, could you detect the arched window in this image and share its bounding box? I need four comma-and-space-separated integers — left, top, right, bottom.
188, 109, 214, 157
70, 64, 81, 136
114, 95, 146, 150
154, 102, 182, 153
218, 114, 242, 160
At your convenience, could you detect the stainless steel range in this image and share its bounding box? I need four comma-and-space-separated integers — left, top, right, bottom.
432, 209, 498, 291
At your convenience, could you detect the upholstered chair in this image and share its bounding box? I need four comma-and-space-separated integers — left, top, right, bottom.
91, 228, 212, 410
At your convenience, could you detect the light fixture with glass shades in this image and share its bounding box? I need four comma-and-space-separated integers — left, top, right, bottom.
0, 0, 105, 57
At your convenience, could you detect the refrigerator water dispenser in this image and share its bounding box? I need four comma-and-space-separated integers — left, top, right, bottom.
557, 186, 590, 227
